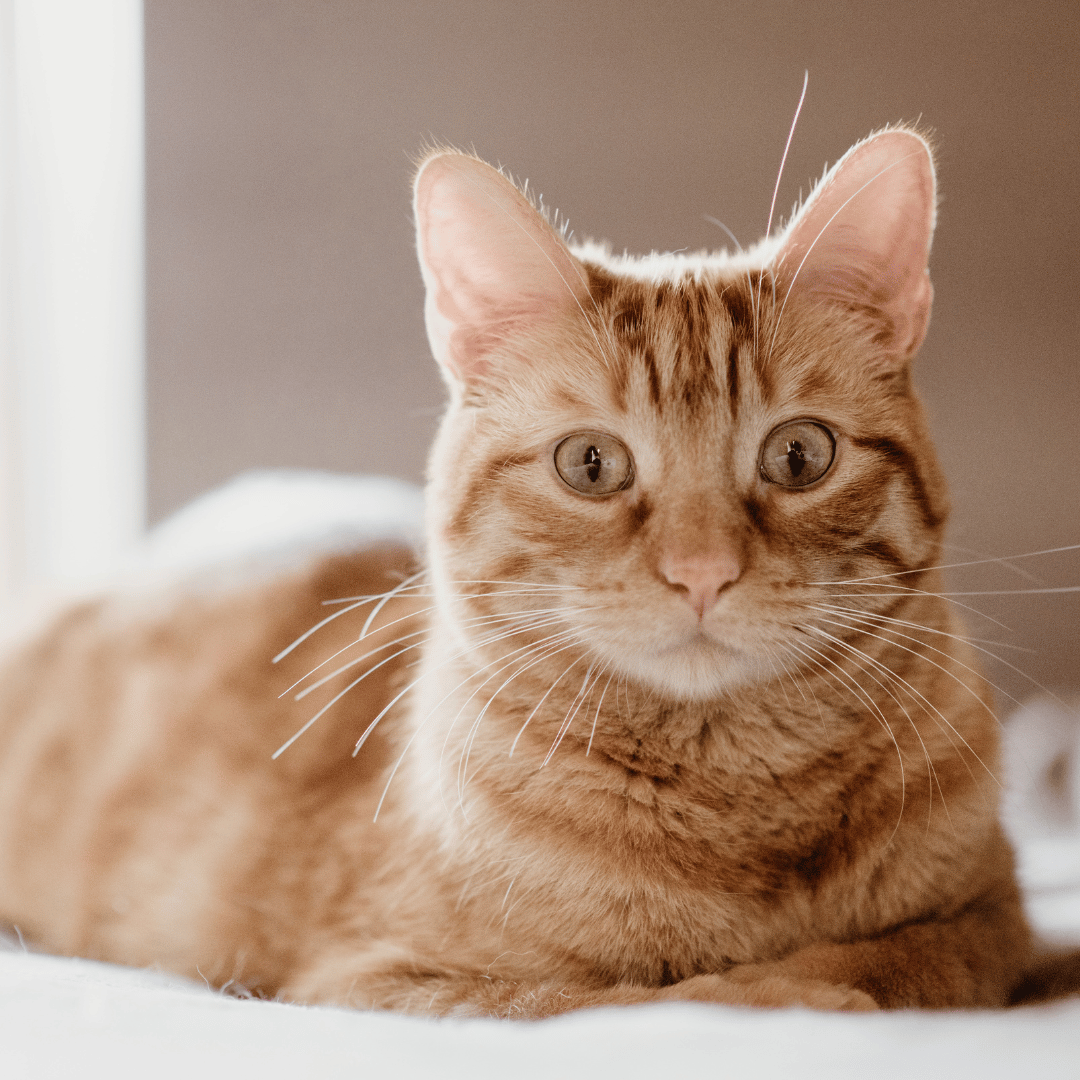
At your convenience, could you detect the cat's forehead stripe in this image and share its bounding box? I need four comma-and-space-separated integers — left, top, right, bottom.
590, 268, 758, 419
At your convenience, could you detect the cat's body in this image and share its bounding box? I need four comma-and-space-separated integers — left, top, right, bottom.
0, 129, 1041, 1014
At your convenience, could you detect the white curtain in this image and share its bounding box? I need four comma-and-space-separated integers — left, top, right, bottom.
0, 0, 144, 607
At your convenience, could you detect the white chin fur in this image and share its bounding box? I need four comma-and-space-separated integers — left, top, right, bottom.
609, 638, 771, 701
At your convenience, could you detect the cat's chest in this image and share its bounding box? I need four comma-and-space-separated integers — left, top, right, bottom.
438, 731, 875, 968
454, 799, 858, 983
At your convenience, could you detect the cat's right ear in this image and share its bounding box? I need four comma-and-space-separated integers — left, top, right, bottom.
771, 128, 937, 365
413, 152, 590, 383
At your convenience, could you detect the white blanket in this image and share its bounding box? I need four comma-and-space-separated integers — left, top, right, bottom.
3, 473, 1078, 1079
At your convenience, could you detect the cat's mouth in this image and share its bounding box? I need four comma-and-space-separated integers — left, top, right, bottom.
659, 623, 742, 658
618, 627, 762, 700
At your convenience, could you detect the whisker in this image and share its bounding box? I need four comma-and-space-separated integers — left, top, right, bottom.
759, 70, 808, 319
435, 632, 580, 796
272, 595, 380, 664
809, 608, 1027, 719
763, 645, 799, 721
586, 669, 617, 756
810, 603, 1060, 707
541, 662, 603, 768
812, 542, 1080, 584
281, 607, 438, 697
275, 608, 591, 760
793, 632, 948, 834
453, 632, 583, 807
811, 605, 1033, 654
784, 637, 907, 846
819, 583, 1080, 598
803, 622, 999, 787
375, 634, 588, 823
937, 542, 1045, 585
812, 583, 1011, 630
356, 619, 589, 759
292, 606, 574, 701
272, 569, 430, 664
324, 579, 584, 604
508, 653, 589, 758
357, 568, 430, 641
775, 643, 832, 748
799, 625, 974, 830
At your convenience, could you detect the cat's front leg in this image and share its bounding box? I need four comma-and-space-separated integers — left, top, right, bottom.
283, 949, 876, 1016
724, 884, 1033, 1009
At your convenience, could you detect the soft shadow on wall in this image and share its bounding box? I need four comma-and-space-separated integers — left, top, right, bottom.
146, 0, 1080, 698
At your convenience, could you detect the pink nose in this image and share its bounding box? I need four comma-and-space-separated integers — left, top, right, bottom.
660, 550, 742, 618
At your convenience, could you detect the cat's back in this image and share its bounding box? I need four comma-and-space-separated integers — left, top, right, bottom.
0, 541, 421, 983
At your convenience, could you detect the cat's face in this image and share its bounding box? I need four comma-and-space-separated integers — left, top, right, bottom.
415, 132, 947, 701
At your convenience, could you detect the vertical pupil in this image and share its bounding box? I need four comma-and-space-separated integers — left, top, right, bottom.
585, 445, 602, 483
786, 439, 806, 477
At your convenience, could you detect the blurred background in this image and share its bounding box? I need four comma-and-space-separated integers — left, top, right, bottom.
3, 1, 1078, 702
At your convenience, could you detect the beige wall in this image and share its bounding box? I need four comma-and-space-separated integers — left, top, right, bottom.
146, 0, 1080, 697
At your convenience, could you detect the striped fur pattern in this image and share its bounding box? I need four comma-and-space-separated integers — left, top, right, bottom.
0, 129, 1035, 1015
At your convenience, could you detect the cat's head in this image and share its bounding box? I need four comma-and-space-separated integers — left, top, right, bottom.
413, 129, 947, 701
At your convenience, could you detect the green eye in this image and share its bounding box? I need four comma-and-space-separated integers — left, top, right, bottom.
554, 432, 634, 495
760, 420, 835, 488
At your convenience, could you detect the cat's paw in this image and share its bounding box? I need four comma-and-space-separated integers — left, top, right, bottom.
721, 964, 878, 1012
658, 970, 877, 1012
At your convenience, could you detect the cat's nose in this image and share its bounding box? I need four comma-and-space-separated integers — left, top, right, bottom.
660, 551, 742, 618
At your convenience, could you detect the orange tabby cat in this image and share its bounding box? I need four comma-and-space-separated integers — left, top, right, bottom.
0, 128, 1040, 1015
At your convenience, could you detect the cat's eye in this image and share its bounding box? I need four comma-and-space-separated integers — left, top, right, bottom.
554, 432, 634, 495
759, 420, 835, 488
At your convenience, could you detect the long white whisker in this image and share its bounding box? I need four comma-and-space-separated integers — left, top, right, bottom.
541, 662, 601, 768
776, 643, 832, 747
809, 610, 1021, 722
357, 568, 429, 641
453, 633, 582, 808
435, 630, 581, 803
325, 580, 585, 604
799, 626, 973, 828
811, 603, 1059, 707
814, 582, 1011, 629
356, 618, 590, 758
293, 606, 574, 701
811, 542, 1080, 583
784, 637, 906, 846
509, 654, 588, 757
586, 669, 617, 756
281, 606, 439, 698
811, 603, 1030, 653
272, 595, 377, 664
792, 632, 945, 834
375, 634, 588, 823
803, 622, 998, 788
276, 606, 592, 760
824, 584, 1080, 598
759, 70, 808, 318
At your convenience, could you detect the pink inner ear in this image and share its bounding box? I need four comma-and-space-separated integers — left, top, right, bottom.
774, 130, 936, 360
414, 154, 589, 380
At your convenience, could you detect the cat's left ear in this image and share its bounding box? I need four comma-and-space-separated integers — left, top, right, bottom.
772, 128, 936, 363
413, 151, 591, 384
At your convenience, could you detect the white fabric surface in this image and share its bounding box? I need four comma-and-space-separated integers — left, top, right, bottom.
3, 472, 1078, 1078
2, 946, 1080, 1080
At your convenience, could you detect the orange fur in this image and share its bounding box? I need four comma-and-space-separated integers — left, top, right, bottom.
0, 129, 1046, 1015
